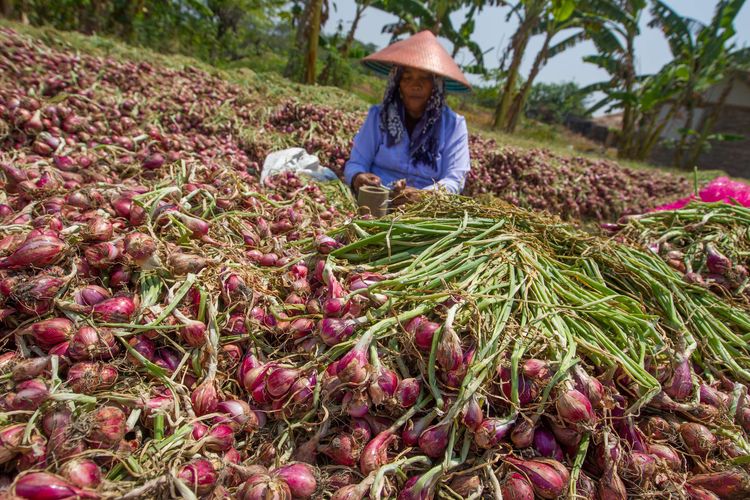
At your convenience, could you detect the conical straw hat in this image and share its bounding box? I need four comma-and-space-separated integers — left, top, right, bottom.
362, 30, 472, 93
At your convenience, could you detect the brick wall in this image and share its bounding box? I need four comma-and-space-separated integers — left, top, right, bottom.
650, 104, 750, 179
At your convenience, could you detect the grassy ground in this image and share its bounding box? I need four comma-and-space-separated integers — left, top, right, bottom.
2, 19, 725, 186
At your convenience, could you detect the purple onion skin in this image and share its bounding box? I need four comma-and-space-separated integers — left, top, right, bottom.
369, 366, 399, 405
611, 399, 647, 453
623, 452, 656, 484
680, 423, 717, 457
705, 244, 731, 275
360, 431, 396, 475
402, 412, 436, 448
738, 407, 750, 434
500, 471, 534, 500
13, 471, 99, 499
272, 462, 317, 499
177, 459, 217, 496
572, 365, 604, 408
498, 367, 537, 406
510, 418, 536, 449
461, 397, 483, 432
396, 378, 421, 408
448, 475, 482, 498
664, 356, 693, 401
699, 384, 729, 409
684, 484, 721, 500
547, 419, 581, 448
60, 458, 102, 489
648, 443, 682, 471
418, 424, 449, 458
556, 388, 594, 426
397, 474, 439, 500
575, 472, 597, 499
597, 466, 627, 500
533, 427, 564, 461
475, 418, 514, 449
688, 469, 750, 498
505, 457, 569, 500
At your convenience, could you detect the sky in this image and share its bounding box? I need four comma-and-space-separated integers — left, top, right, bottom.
323, 1, 750, 98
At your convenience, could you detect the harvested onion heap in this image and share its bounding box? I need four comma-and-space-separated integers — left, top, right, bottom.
462, 135, 692, 221
0, 160, 352, 498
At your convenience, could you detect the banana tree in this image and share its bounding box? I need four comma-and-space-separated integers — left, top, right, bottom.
491, 0, 548, 130
581, 0, 748, 165
338, 0, 372, 58
499, 0, 607, 132
648, 0, 748, 167
578, 0, 645, 159
284, 0, 330, 83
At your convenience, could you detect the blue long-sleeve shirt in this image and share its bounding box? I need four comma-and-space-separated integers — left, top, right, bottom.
344, 104, 470, 194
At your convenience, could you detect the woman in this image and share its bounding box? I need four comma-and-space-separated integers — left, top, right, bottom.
344, 31, 472, 205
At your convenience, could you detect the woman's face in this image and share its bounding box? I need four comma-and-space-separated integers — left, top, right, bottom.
399, 67, 434, 119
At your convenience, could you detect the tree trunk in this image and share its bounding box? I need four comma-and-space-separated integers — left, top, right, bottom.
305, 0, 323, 85
79, 0, 107, 34
685, 76, 735, 168
637, 101, 681, 160
492, 3, 542, 130
492, 20, 533, 129
110, 0, 140, 42
616, 28, 638, 159
285, 0, 314, 80
506, 30, 553, 133
339, 1, 367, 57
672, 88, 696, 168
0, 0, 14, 19
630, 110, 659, 160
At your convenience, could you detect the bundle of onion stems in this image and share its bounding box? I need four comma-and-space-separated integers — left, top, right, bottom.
615, 201, 750, 299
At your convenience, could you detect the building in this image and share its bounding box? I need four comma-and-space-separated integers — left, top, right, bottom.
649, 71, 750, 178
565, 73, 750, 178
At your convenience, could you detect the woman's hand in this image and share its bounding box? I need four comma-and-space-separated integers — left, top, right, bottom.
391, 181, 422, 208
352, 173, 382, 191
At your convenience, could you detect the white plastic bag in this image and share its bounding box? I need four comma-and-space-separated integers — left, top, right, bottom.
261, 147, 338, 183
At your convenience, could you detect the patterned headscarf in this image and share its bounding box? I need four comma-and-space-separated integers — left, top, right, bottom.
379, 66, 446, 170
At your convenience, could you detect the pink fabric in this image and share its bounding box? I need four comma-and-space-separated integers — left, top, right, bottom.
651, 177, 750, 211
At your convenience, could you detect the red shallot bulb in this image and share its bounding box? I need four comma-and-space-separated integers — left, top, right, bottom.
272, 462, 317, 499
178, 458, 217, 496
59, 458, 102, 489
237, 473, 292, 500
13, 472, 98, 500
555, 388, 595, 426
86, 406, 126, 449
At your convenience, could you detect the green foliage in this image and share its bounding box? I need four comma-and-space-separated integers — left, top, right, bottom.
551, 0, 575, 21
492, 0, 605, 133
4, 0, 288, 65
318, 49, 356, 88
525, 81, 590, 124
469, 84, 500, 109
370, 0, 495, 74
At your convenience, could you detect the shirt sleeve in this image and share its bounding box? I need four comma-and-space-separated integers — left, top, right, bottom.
344, 106, 381, 188
423, 115, 470, 194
